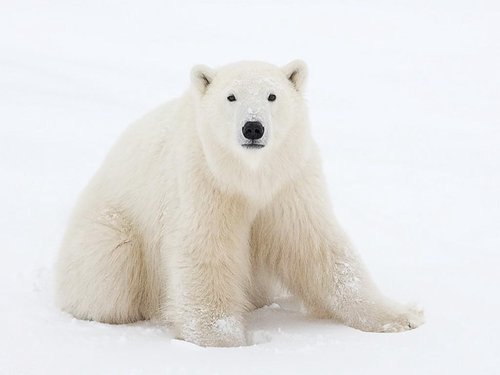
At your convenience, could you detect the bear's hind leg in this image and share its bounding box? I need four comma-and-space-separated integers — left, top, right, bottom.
55, 208, 146, 324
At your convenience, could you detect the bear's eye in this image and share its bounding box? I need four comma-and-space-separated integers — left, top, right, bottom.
227, 94, 236, 102
268, 93, 276, 102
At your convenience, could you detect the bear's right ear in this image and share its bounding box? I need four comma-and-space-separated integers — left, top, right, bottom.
191, 64, 216, 95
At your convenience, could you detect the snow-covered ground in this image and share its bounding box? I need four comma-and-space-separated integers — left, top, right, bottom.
1, 0, 499, 373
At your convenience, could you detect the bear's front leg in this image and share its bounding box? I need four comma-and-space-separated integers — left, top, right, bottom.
251, 158, 424, 333
165, 191, 252, 347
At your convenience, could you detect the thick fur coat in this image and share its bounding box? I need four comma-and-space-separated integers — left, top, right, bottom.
55, 60, 424, 346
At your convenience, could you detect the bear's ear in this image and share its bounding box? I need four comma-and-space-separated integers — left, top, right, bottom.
282, 59, 308, 92
191, 64, 216, 94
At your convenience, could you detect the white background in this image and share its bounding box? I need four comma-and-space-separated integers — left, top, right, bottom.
1, 0, 499, 374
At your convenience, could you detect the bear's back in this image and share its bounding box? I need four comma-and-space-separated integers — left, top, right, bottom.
75, 97, 188, 218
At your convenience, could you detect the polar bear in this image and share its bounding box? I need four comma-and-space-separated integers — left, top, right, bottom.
55, 60, 423, 347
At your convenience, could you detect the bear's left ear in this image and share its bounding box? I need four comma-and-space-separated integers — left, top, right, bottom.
282, 60, 308, 92
191, 64, 216, 95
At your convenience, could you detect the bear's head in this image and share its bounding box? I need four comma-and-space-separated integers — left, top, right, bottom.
190, 60, 313, 202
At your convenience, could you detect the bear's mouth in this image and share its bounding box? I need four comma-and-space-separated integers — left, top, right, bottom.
241, 143, 265, 149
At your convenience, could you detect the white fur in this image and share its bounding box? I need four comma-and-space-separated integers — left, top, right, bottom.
55, 60, 424, 347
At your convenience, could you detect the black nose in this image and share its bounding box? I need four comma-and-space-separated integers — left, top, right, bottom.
242, 121, 264, 140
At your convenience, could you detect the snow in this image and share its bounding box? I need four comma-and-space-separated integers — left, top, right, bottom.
1, 0, 499, 373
